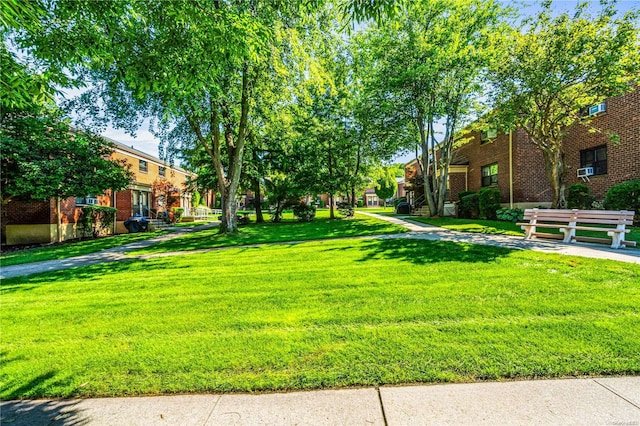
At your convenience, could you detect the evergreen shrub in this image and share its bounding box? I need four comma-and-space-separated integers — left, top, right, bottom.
479, 188, 501, 220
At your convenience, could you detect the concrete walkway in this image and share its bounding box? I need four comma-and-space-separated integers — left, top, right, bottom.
2, 214, 639, 280
2, 377, 639, 425
0, 223, 220, 279
359, 212, 640, 264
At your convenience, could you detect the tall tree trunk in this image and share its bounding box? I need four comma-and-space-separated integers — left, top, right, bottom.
542, 147, 568, 209
212, 65, 251, 233
218, 189, 238, 233
253, 178, 264, 223
418, 109, 437, 215
329, 193, 335, 219
350, 186, 356, 208
251, 149, 264, 223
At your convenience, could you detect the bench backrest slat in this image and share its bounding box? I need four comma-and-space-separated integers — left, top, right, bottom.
522, 209, 635, 226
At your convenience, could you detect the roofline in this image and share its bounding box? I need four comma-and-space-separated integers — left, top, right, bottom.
108, 137, 193, 177
71, 126, 194, 176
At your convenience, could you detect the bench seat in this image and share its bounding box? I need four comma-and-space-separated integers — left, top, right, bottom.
517, 208, 636, 249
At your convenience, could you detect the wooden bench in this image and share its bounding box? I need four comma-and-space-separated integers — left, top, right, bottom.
517, 209, 636, 249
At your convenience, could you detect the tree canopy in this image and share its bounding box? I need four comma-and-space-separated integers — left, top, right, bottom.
487, 1, 640, 208
361, 0, 508, 216
0, 105, 132, 204
5, 0, 639, 221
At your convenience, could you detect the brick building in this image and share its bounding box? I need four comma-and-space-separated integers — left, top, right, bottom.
362, 178, 405, 208
2, 137, 194, 245
409, 86, 639, 209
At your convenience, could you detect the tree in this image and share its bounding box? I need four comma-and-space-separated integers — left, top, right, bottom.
0, 105, 132, 204
364, 0, 507, 216
487, 1, 640, 208
152, 178, 180, 220
1, 2, 132, 212
19, 0, 318, 234
374, 167, 397, 207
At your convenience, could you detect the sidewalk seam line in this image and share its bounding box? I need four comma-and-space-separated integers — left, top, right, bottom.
203, 395, 223, 425
593, 379, 640, 410
376, 387, 389, 426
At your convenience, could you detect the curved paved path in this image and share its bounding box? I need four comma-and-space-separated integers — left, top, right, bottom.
359, 212, 640, 264
2, 214, 638, 280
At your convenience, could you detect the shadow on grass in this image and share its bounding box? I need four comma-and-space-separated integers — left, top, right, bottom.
141, 217, 405, 253
1, 352, 84, 416
0, 259, 153, 293
1, 399, 88, 426
353, 238, 514, 265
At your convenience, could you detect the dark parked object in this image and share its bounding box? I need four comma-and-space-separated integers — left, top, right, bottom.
396, 202, 411, 214
124, 216, 149, 233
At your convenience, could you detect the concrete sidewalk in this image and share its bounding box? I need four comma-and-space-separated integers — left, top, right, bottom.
360, 212, 640, 264
2, 377, 639, 425
2, 214, 639, 280
0, 223, 219, 279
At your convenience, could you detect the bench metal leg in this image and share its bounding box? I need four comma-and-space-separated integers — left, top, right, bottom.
608, 231, 623, 249
559, 227, 574, 243
522, 225, 536, 240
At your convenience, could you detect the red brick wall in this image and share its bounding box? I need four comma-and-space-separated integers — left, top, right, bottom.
563, 87, 640, 199
3, 199, 52, 225
452, 88, 638, 204
116, 190, 133, 221
453, 131, 512, 203
513, 129, 553, 203
449, 173, 467, 201
1, 199, 51, 243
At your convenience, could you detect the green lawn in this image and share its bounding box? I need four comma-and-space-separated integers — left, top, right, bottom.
2, 238, 638, 398
356, 207, 397, 214
129, 212, 407, 254
410, 217, 640, 246
0, 230, 168, 266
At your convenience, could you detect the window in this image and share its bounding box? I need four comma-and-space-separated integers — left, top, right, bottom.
159, 166, 166, 177
481, 163, 498, 187
580, 145, 607, 175
139, 159, 148, 173
481, 127, 498, 144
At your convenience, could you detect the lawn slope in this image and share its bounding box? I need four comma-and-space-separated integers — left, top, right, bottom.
2, 238, 638, 398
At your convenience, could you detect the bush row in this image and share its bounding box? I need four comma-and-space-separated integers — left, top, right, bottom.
458, 188, 501, 220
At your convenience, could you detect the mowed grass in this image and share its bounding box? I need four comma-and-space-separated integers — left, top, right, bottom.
2, 238, 638, 399
411, 217, 640, 245
0, 230, 168, 266
130, 212, 407, 254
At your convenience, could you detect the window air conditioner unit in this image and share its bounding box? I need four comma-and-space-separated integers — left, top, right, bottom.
577, 167, 594, 178
86, 197, 99, 205
588, 103, 606, 115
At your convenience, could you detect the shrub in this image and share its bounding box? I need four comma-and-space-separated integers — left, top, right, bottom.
172, 207, 184, 223
457, 190, 475, 201
337, 202, 355, 218
357, 200, 364, 208
496, 208, 524, 222
292, 203, 316, 222
80, 205, 117, 238
479, 188, 501, 220
319, 199, 326, 208
458, 193, 479, 219
567, 184, 593, 209
604, 179, 640, 225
